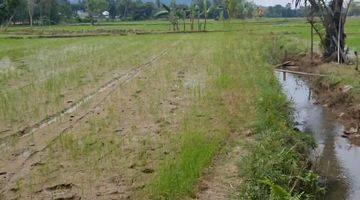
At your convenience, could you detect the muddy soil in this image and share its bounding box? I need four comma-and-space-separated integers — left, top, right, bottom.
194, 131, 248, 200
0, 35, 232, 199
0, 42, 179, 199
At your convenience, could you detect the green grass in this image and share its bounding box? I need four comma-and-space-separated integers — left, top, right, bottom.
150, 131, 225, 199
239, 61, 323, 199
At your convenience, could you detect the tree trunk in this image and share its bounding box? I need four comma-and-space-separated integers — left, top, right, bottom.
29, 15, 33, 27
323, 0, 346, 62
204, 13, 207, 31
123, 4, 128, 19
197, 14, 200, 31
300, 0, 352, 63
28, 9, 33, 27
183, 19, 186, 31
90, 15, 95, 25
204, 0, 207, 31
190, 14, 194, 31
0, 14, 15, 31
310, 17, 314, 61
27, 0, 33, 27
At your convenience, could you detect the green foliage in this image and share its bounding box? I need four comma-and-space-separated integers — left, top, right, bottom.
264, 4, 307, 18
1, 0, 262, 26
234, 0, 256, 19
225, 0, 255, 19
85, 0, 108, 24
262, 35, 305, 65
0, 0, 20, 25
155, 0, 193, 31
259, 179, 293, 200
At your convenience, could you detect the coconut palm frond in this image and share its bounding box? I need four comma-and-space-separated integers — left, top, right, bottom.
161, 3, 171, 12
294, 0, 302, 7
154, 10, 169, 18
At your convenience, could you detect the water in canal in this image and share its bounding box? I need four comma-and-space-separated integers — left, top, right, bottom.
276, 71, 360, 200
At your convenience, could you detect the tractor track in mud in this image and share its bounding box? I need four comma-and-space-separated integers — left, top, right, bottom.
0, 41, 179, 196
0, 47, 169, 143
1, 42, 152, 93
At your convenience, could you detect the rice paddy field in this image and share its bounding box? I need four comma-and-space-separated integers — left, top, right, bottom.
0, 18, 359, 199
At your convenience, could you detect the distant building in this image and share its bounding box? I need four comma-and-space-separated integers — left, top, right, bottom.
77, 10, 89, 19
102, 11, 110, 19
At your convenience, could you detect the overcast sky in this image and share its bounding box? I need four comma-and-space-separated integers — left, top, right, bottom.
252, 0, 359, 7
253, 0, 293, 6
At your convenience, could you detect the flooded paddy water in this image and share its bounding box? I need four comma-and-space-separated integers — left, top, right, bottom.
276, 71, 360, 200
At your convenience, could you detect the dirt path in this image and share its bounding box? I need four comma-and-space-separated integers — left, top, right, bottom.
0, 41, 178, 199
195, 132, 247, 200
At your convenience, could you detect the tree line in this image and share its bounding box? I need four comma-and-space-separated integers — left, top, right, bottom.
264, 2, 360, 18
3, 0, 358, 28
0, 0, 306, 27
263, 3, 308, 18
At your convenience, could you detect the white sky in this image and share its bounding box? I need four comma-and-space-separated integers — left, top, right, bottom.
253, 0, 360, 7
253, 0, 293, 6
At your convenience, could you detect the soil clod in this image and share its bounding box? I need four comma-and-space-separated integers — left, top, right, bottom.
142, 168, 154, 174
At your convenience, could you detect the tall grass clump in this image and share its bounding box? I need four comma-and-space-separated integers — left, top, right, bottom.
262, 35, 305, 65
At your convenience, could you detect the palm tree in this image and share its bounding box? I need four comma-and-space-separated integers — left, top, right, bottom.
190, 4, 196, 30
27, 0, 34, 27
180, 9, 190, 31
295, 0, 354, 63
155, 0, 191, 32
195, 4, 200, 31
155, 1, 180, 31
203, 0, 208, 30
